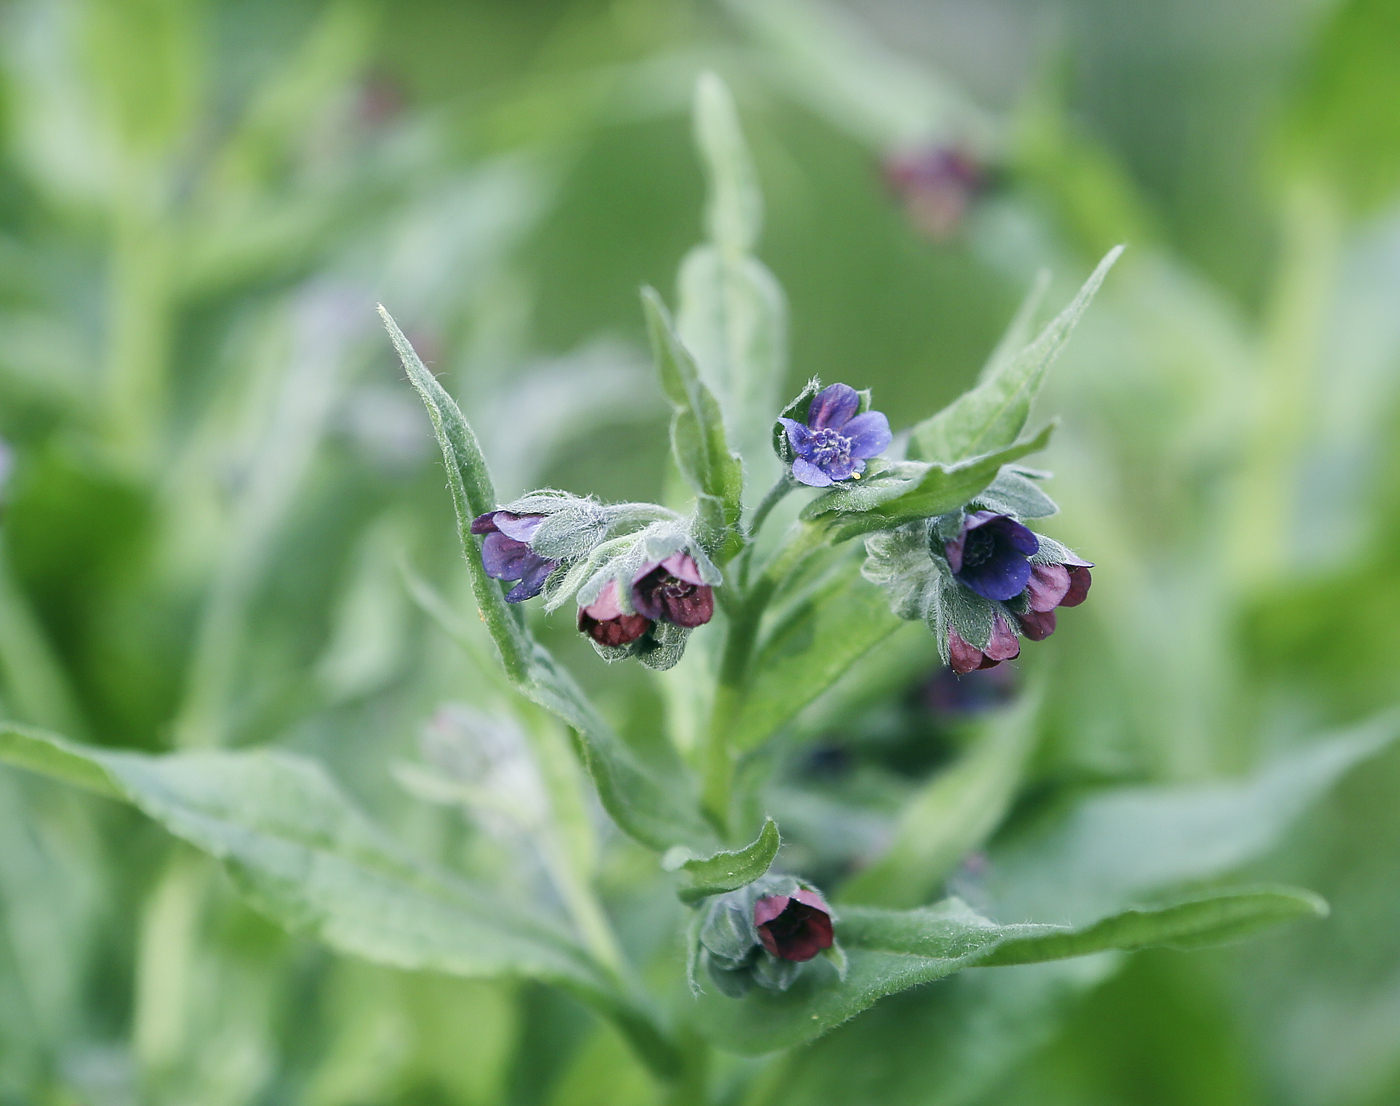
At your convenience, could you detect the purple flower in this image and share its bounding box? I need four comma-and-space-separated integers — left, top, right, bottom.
948, 615, 1021, 675
1015, 556, 1094, 642
945, 511, 1039, 602
577, 580, 652, 646
632, 553, 714, 628
778, 383, 892, 488
470, 511, 560, 603
754, 887, 835, 962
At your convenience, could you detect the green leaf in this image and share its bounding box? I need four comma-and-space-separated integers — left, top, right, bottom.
0, 725, 685, 1078
693, 71, 761, 254
642, 288, 745, 553
693, 887, 1320, 1056
664, 818, 781, 904
973, 468, 1059, 520
980, 886, 1328, 966
839, 689, 1042, 908
909, 247, 1121, 464
728, 553, 903, 751
679, 75, 788, 478
804, 424, 1055, 541
986, 707, 1400, 923
381, 308, 714, 854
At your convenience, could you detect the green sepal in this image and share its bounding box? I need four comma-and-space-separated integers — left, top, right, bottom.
664, 818, 781, 904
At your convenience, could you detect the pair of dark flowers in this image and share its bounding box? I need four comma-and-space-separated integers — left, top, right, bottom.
471, 512, 713, 645
472, 382, 1090, 670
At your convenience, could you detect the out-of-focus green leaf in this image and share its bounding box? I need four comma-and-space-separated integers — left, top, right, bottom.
980, 886, 1327, 965
908, 247, 1121, 464
383, 308, 715, 854
803, 424, 1054, 540
0, 725, 684, 1078
678, 74, 787, 479
664, 818, 780, 903
728, 553, 901, 751
1285, 0, 1400, 214
694, 887, 1320, 1055
987, 708, 1400, 923
839, 689, 1042, 908
643, 289, 745, 555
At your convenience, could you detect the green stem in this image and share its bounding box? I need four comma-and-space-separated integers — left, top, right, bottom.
739, 474, 796, 589
701, 522, 828, 836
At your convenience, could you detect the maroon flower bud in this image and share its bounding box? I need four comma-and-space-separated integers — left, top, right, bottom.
884, 146, 987, 240
577, 580, 651, 646
632, 553, 714, 628
1012, 559, 1093, 641
947, 615, 1020, 675
754, 887, 835, 962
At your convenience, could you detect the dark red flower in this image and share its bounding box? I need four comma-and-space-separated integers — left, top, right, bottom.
577, 580, 651, 646
754, 887, 835, 962
1013, 559, 1093, 642
947, 615, 1021, 675
632, 553, 714, 628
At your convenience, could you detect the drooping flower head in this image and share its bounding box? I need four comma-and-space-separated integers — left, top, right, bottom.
1014, 555, 1093, 641
632, 553, 714, 628
778, 383, 892, 488
754, 887, 835, 962
577, 579, 651, 646
945, 510, 1039, 602
471, 511, 560, 603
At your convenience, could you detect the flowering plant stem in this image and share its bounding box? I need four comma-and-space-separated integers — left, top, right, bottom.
703, 521, 829, 836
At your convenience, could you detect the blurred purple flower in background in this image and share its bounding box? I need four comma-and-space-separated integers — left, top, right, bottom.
471, 511, 560, 602
884, 146, 987, 239
778, 383, 892, 487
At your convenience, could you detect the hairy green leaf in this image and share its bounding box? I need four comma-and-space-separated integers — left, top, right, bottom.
382, 308, 714, 853
729, 553, 902, 751
694, 887, 1322, 1055
909, 248, 1121, 464
805, 425, 1055, 540
665, 818, 781, 904
643, 289, 745, 553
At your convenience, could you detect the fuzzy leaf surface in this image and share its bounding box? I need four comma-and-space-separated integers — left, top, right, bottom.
666, 818, 781, 904
909, 247, 1121, 464
383, 308, 714, 853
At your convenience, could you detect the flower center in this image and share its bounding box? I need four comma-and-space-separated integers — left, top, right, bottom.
657, 575, 695, 600
808, 427, 852, 467
961, 528, 997, 570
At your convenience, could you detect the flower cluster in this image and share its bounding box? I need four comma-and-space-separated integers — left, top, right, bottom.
942, 510, 1093, 674
577, 553, 714, 647
697, 875, 837, 997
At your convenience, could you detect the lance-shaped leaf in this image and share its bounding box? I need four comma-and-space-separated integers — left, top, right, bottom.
839, 688, 1042, 908
664, 818, 781, 904
728, 552, 903, 752
679, 73, 788, 482
0, 725, 683, 1077
692, 886, 1324, 1055
381, 308, 714, 854
644, 289, 745, 554
803, 425, 1054, 541
909, 247, 1121, 464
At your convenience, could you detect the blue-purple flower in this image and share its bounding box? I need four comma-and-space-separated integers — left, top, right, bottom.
945, 510, 1039, 602
778, 383, 892, 487
470, 511, 560, 603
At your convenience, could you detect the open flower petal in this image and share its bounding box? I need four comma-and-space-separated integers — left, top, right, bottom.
842, 410, 893, 458
807, 383, 860, 431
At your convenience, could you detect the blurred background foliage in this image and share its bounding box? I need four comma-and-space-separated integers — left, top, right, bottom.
1, 0, 1399, 1103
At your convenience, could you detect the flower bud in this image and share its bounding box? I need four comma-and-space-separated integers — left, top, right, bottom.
697, 874, 838, 996
577, 579, 651, 646
471, 510, 560, 603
